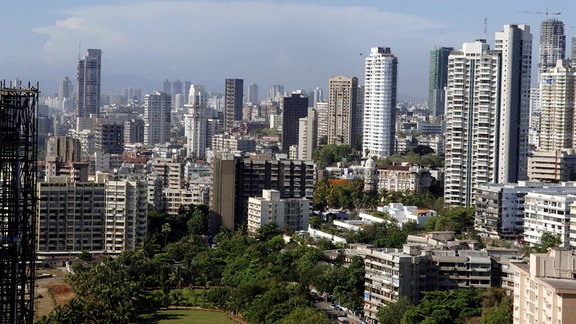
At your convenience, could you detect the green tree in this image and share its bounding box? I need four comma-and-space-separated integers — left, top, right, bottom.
534, 232, 562, 253
481, 296, 512, 324
377, 296, 414, 324
402, 288, 482, 324
187, 204, 210, 235
161, 222, 171, 246
279, 306, 330, 324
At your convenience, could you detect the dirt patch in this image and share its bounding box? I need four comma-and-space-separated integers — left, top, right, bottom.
50, 283, 74, 306
35, 268, 75, 320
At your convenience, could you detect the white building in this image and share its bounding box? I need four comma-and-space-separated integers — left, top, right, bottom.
103, 178, 148, 252
184, 85, 208, 159
362, 47, 397, 158
358, 203, 437, 228
539, 60, 575, 151
144, 91, 171, 146
523, 191, 576, 247
445, 25, 532, 207
297, 108, 317, 161
475, 182, 557, 239
247, 189, 309, 235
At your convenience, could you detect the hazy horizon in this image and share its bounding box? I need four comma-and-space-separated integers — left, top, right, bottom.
2, 1, 575, 99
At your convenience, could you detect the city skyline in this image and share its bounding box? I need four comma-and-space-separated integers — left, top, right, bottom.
1, 1, 576, 98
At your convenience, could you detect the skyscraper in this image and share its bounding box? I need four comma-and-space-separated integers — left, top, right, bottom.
539, 19, 565, 74
172, 80, 183, 106
444, 25, 532, 207
144, 91, 171, 145
162, 79, 172, 94
184, 85, 208, 159
298, 108, 318, 161
328, 76, 359, 147
58, 76, 72, 100
224, 79, 243, 131
428, 47, 453, 116
494, 24, 532, 183
313, 87, 324, 108
282, 92, 308, 152
268, 84, 284, 103
539, 60, 575, 151
362, 47, 398, 158
247, 82, 258, 105
76, 49, 101, 118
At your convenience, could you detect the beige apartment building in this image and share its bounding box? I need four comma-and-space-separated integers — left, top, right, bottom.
511, 248, 576, 324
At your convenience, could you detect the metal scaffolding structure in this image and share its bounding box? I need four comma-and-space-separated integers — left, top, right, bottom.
0, 82, 38, 324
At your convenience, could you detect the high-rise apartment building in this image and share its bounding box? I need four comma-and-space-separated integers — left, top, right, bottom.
428, 47, 453, 116
162, 79, 171, 94
225, 79, 243, 131
95, 119, 124, 154
494, 24, 532, 183
316, 101, 328, 144
298, 108, 317, 161
269, 84, 284, 103
59, 76, 72, 100
210, 154, 316, 232
328, 76, 359, 148
281, 92, 309, 152
444, 25, 532, 207
76, 49, 102, 119
313, 87, 324, 108
539, 60, 575, 151
184, 85, 208, 159
172, 80, 183, 104
37, 175, 147, 254
247, 82, 258, 105
144, 91, 171, 146
539, 19, 566, 75
363, 47, 398, 158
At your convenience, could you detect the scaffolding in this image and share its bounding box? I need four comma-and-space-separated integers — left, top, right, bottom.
0, 82, 38, 324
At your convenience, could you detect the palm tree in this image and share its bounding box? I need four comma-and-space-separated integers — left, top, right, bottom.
161, 222, 171, 246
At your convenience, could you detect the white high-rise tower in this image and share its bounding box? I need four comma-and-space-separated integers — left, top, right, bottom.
184, 85, 208, 159
362, 47, 397, 158
144, 91, 171, 145
444, 25, 532, 207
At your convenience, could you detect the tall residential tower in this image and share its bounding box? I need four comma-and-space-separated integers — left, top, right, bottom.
444, 25, 532, 207
327, 76, 359, 147
539, 19, 566, 75
428, 47, 453, 116
225, 79, 243, 131
362, 47, 398, 158
144, 91, 171, 146
76, 49, 102, 118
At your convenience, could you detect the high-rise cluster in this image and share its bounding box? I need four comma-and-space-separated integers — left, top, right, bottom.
444, 25, 532, 207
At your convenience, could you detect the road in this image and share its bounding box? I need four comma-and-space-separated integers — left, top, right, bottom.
313, 301, 363, 323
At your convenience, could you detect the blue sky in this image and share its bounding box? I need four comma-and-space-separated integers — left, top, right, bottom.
1, 0, 574, 99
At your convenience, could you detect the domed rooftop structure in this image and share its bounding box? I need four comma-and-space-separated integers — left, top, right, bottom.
365, 157, 376, 169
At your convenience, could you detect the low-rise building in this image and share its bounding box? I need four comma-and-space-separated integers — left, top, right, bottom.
475, 182, 576, 240
247, 189, 309, 235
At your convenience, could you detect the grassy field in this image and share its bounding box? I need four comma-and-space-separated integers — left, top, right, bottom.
154, 309, 234, 324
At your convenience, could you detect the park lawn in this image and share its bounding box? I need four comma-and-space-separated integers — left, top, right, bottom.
156, 309, 234, 324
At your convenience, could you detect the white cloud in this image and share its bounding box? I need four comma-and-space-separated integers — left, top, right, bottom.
32, 0, 463, 96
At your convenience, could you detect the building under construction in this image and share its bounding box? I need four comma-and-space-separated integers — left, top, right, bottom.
0, 82, 38, 323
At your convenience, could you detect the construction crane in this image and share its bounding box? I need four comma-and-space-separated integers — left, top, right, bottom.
518, 9, 561, 19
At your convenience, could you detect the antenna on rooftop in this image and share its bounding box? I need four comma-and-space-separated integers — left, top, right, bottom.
518, 9, 561, 19
78, 41, 82, 60
483, 18, 487, 40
